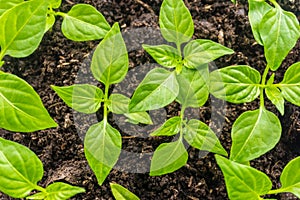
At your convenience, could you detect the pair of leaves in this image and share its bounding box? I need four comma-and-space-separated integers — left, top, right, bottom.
150, 118, 227, 176
248, 0, 300, 70
216, 155, 300, 199
0, 137, 85, 199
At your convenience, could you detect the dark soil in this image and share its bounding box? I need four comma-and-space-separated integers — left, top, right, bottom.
1, 0, 300, 199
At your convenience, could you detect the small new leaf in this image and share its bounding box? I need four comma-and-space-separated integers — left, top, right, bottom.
151, 116, 181, 136
215, 155, 272, 200
110, 183, 140, 200
209, 65, 261, 103
62, 4, 111, 41
265, 86, 285, 115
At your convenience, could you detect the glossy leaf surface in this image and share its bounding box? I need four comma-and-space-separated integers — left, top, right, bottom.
49, 0, 61, 8
230, 108, 281, 163
209, 65, 261, 103
0, 73, 57, 132
62, 4, 110, 41
151, 116, 181, 136
215, 155, 272, 200
280, 157, 300, 198
91, 23, 128, 85
110, 183, 140, 200
51, 84, 103, 114
0, 0, 23, 17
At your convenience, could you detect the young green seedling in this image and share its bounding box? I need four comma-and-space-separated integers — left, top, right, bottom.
129, 0, 234, 176
52, 23, 152, 185
210, 0, 300, 164
0, 137, 85, 199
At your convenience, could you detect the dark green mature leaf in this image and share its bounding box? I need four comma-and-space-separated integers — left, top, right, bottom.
143, 44, 181, 68
280, 157, 300, 198
279, 62, 300, 106
183, 39, 234, 69
176, 67, 209, 108
49, 0, 61, 8
62, 4, 110, 41
230, 108, 281, 163
110, 183, 140, 200
0, 0, 23, 17
248, 0, 272, 45
51, 84, 103, 114
0, 137, 43, 198
0, 72, 57, 132
129, 68, 179, 112
209, 65, 261, 103
159, 0, 194, 45
0, 0, 47, 57
150, 139, 188, 176
260, 6, 300, 71
151, 116, 181, 136
84, 121, 121, 185
215, 155, 272, 200
27, 182, 85, 200
91, 23, 128, 85
265, 86, 285, 115
183, 119, 227, 156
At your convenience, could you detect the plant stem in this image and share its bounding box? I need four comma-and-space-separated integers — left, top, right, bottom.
269, 0, 280, 9
0, 51, 5, 67
259, 65, 270, 108
103, 84, 110, 123
179, 106, 186, 140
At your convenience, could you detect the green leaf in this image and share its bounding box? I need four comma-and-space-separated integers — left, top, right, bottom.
51, 84, 103, 114
176, 67, 209, 108
183, 119, 227, 156
45, 14, 56, 33
215, 155, 272, 200
209, 65, 261, 103
0, 0, 23, 17
0, 72, 57, 132
124, 112, 152, 125
279, 156, 300, 198
110, 183, 140, 200
159, 0, 194, 45
248, 0, 272, 45
61, 4, 111, 41
150, 139, 188, 176
129, 68, 179, 112
260, 6, 300, 71
49, 0, 61, 8
183, 39, 234, 69
230, 108, 281, 163
91, 23, 128, 85
0, 0, 47, 57
265, 86, 285, 115
142, 44, 181, 69
279, 62, 300, 106
0, 137, 43, 198
84, 121, 121, 185
151, 116, 181, 136
27, 182, 85, 200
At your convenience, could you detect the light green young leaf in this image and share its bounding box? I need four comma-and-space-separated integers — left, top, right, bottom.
215, 155, 272, 200
176, 67, 209, 108
0, 72, 57, 132
61, 4, 111, 41
91, 23, 128, 85
45, 14, 56, 33
279, 62, 300, 106
27, 182, 85, 200
124, 112, 153, 125
183, 39, 234, 69
0, 0, 47, 57
151, 116, 181, 136
209, 65, 261, 103
49, 0, 62, 8
260, 6, 300, 71
84, 121, 121, 185
0, 0, 23, 17
110, 183, 140, 200
0, 137, 43, 198
183, 119, 227, 156
248, 0, 272, 45
150, 139, 188, 176
265, 86, 285, 115
279, 156, 300, 198
129, 68, 179, 112
230, 108, 281, 163
51, 84, 103, 114
159, 0, 194, 45
142, 44, 181, 69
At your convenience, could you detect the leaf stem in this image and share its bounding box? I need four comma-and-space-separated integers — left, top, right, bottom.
269, 0, 280, 9
267, 188, 286, 195
0, 51, 5, 67
54, 11, 67, 17
34, 185, 47, 193
260, 65, 270, 108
